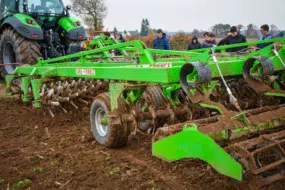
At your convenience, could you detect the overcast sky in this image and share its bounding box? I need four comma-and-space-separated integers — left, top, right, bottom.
63, 0, 285, 32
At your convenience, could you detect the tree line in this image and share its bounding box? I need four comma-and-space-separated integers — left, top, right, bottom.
70, 0, 282, 38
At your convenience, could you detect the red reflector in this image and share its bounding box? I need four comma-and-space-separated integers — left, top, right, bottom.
32, 34, 39, 38
78, 35, 83, 39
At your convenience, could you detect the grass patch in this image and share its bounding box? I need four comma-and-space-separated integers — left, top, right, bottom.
3, 126, 9, 130
33, 167, 45, 173
72, 126, 79, 132
11, 179, 32, 189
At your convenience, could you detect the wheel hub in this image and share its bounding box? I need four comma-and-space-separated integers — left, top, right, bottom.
95, 107, 109, 137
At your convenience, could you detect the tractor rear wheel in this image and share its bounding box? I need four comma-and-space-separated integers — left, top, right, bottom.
0, 28, 41, 75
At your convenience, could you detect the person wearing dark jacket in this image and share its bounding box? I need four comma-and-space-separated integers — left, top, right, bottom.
225, 26, 247, 53
153, 29, 170, 50
118, 34, 126, 43
218, 31, 231, 46
209, 33, 217, 45
202, 32, 216, 48
187, 36, 201, 50
257, 24, 272, 49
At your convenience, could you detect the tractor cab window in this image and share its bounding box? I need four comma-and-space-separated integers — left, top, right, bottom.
19, 0, 64, 15
0, 0, 16, 18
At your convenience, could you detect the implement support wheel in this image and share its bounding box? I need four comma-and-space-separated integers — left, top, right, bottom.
90, 93, 129, 148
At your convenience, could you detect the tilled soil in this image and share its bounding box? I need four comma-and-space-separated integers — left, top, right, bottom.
0, 82, 284, 189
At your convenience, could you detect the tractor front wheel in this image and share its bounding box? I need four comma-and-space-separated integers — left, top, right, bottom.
0, 28, 41, 75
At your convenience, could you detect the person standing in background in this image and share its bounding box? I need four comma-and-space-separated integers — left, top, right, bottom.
187, 35, 201, 50
202, 32, 216, 48
218, 31, 231, 46
209, 33, 217, 45
225, 26, 247, 52
257, 24, 273, 49
153, 29, 171, 50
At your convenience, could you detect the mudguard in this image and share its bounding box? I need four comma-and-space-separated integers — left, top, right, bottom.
1, 14, 43, 40
58, 17, 86, 40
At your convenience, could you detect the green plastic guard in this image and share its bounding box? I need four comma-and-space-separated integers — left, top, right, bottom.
152, 125, 243, 181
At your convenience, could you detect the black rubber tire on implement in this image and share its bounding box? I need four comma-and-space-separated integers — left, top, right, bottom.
90, 93, 129, 148
0, 28, 41, 75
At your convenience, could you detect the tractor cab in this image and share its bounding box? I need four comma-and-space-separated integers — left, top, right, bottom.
0, 0, 16, 19
0, 0, 86, 75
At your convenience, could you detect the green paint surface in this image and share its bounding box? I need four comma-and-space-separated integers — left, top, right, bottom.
153, 126, 243, 181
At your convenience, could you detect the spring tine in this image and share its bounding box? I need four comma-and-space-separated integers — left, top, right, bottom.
47, 108, 55, 118
78, 98, 89, 105
73, 83, 78, 93
47, 89, 55, 98
49, 101, 60, 106
71, 80, 76, 87
49, 82, 54, 88
70, 101, 79, 110
40, 84, 46, 97
66, 84, 71, 92
87, 85, 95, 93
78, 79, 82, 85
55, 86, 63, 97
60, 106, 68, 114
63, 81, 68, 89
56, 97, 70, 103
79, 89, 87, 96
94, 81, 102, 91
69, 93, 79, 99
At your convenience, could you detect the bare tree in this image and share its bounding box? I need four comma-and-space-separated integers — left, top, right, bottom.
237, 24, 244, 31
211, 24, 231, 37
71, 0, 107, 30
270, 24, 279, 37
246, 24, 258, 38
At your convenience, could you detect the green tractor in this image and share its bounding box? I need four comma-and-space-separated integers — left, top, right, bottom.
0, 0, 86, 75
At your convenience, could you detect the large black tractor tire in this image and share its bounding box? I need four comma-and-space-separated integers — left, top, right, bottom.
0, 28, 41, 76
90, 93, 130, 148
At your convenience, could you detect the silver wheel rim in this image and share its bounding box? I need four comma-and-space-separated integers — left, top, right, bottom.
95, 107, 109, 137
3, 42, 16, 74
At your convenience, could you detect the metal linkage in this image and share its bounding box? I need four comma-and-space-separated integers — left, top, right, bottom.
273, 44, 285, 68
211, 49, 241, 111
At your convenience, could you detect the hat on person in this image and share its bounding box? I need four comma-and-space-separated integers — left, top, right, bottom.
203, 32, 209, 37
157, 29, 163, 33
230, 26, 238, 33
209, 33, 215, 37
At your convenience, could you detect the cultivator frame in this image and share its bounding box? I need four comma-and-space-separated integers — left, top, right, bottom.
5, 37, 285, 187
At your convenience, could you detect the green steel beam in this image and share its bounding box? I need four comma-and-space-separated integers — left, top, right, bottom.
38, 40, 155, 65
13, 49, 284, 83
21, 77, 31, 102
31, 79, 42, 108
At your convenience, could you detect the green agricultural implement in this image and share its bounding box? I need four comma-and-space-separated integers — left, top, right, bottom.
5, 37, 285, 187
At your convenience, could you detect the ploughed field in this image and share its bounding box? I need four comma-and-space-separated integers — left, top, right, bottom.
0, 82, 284, 189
